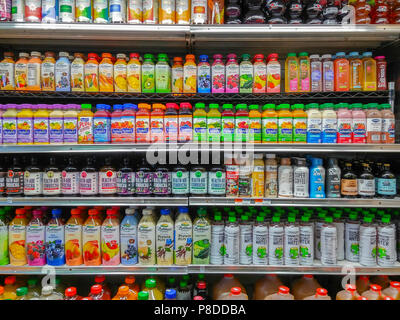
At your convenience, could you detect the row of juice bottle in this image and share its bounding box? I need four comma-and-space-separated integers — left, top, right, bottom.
0, 102, 394, 145
0, 50, 387, 93
0, 154, 397, 198
1, 0, 223, 24
1, 205, 400, 267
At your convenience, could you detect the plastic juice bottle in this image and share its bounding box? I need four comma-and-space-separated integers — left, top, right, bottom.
110, 104, 123, 143
334, 52, 350, 91
101, 210, 120, 266
138, 209, 156, 265
127, 53, 141, 93
120, 103, 136, 143
192, 209, 211, 264
292, 104, 307, 143
248, 105, 261, 143
261, 104, 278, 143
219, 287, 248, 300
252, 154, 264, 197
174, 207, 193, 265
164, 103, 179, 143
93, 104, 111, 144
234, 104, 249, 143
93, 275, 111, 298
112, 285, 136, 300
63, 104, 79, 144
176, 0, 190, 23
78, 104, 94, 144
65, 209, 83, 266
99, 53, 114, 92
239, 54, 254, 93
89, 285, 109, 300
150, 103, 165, 143
382, 281, 400, 300
113, 53, 127, 92
55, 52, 71, 92
155, 209, 174, 265
197, 54, 211, 93
362, 284, 384, 300
291, 274, 321, 300
375, 55, 387, 91
277, 104, 293, 143
82, 209, 102, 266
303, 288, 331, 300
27, 51, 41, 91
253, 54, 267, 93
310, 54, 322, 92
49, 104, 64, 145
321, 103, 337, 143
120, 208, 139, 265
266, 53, 280, 93
366, 103, 382, 144
254, 275, 283, 300
264, 286, 294, 300
3, 276, 17, 300
0, 209, 8, 265
298, 52, 310, 93
84, 53, 99, 92
211, 54, 225, 93
71, 53, 85, 92
336, 284, 361, 300
172, 57, 184, 94
156, 53, 171, 93
33, 104, 49, 145
221, 104, 235, 143
207, 103, 221, 143
362, 52, 377, 91
124, 275, 140, 295
381, 103, 395, 144
26, 210, 46, 266
136, 103, 151, 143
0, 51, 15, 90
322, 54, 334, 92
306, 103, 322, 143
17, 104, 34, 145
3, 104, 18, 145
143, 279, 163, 300
351, 103, 366, 143
178, 102, 193, 142
193, 102, 207, 142
14, 52, 29, 91
285, 53, 299, 93
226, 53, 239, 93
45, 209, 65, 266
213, 274, 247, 300
142, 54, 155, 93
183, 54, 197, 94
336, 103, 352, 143
349, 52, 363, 91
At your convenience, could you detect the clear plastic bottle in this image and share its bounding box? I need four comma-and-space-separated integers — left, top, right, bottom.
239, 215, 252, 265
320, 216, 337, 265
359, 215, 377, 266
253, 216, 268, 265
377, 214, 397, 266
40, 285, 63, 300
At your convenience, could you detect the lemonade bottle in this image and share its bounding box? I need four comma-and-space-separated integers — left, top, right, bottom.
71, 53, 85, 92
17, 104, 34, 145
361, 52, 377, 91
142, 53, 155, 93
253, 54, 266, 93
207, 103, 221, 143
82, 209, 102, 266
277, 104, 293, 143
248, 104, 261, 143
27, 51, 42, 91
15, 52, 29, 90
0, 209, 9, 265
127, 53, 141, 92
156, 208, 174, 265
138, 208, 156, 265
114, 53, 127, 92
78, 104, 94, 144
156, 53, 171, 93
285, 53, 299, 93
266, 53, 280, 93
239, 54, 254, 93
183, 54, 197, 94
84, 53, 99, 92
261, 104, 278, 143
172, 57, 184, 94
65, 209, 83, 266
99, 53, 114, 92
298, 52, 310, 92
9, 209, 27, 266
0, 51, 15, 90
193, 102, 207, 142
101, 209, 120, 265
33, 104, 49, 144
41, 52, 56, 91
150, 103, 165, 143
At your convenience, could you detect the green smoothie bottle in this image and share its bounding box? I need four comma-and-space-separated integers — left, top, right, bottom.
0, 208, 9, 265
155, 53, 171, 93
142, 54, 155, 93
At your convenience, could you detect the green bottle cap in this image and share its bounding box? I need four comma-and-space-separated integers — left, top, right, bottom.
144, 53, 154, 60
288, 216, 296, 223
236, 104, 247, 109
249, 104, 259, 110
364, 216, 372, 223
382, 215, 391, 223
272, 216, 280, 222
198, 274, 205, 280
380, 103, 391, 109
168, 277, 176, 285
325, 216, 333, 223
241, 215, 248, 221
288, 53, 297, 57
27, 279, 37, 287
262, 104, 275, 110
256, 216, 264, 222
228, 216, 236, 223
138, 291, 149, 300
299, 52, 309, 57
278, 104, 290, 110
195, 103, 205, 109
16, 287, 28, 297
349, 213, 358, 220
333, 212, 342, 219
292, 104, 305, 110
146, 279, 156, 288
222, 104, 233, 109
81, 104, 92, 109
301, 215, 309, 222
241, 54, 251, 60
180, 280, 187, 288
214, 215, 222, 221
209, 103, 219, 109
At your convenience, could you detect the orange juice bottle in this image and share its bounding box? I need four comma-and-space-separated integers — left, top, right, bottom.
285, 53, 298, 93
27, 51, 42, 91
9, 209, 27, 266
172, 57, 184, 94
159, 0, 176, 23
99, 53, 114, 92
0, 51, 15, 90
277, 104, 293, 143
65, 209, 83, 266
84, 53, 99, 92
15, 52, 29, 91
334, 52, 349, 92
114, 53, 127, 92
261, 103, 278, 143
71, 53, 85, 92
41, 52, 56, 91
361, 52, 377, 91
136, 103, 151, 143
82, 209, 102, 266
176, 0, 190, 23
292, 104, 307, 143
150, 103, 165, 143
183, 54, 197, 94
112, 285, 137, 300
248, 104, 261, 143
127, 53, 141, 93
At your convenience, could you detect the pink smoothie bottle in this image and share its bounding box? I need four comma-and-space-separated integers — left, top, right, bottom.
351, 103, 366, 143
212, 54, 226, 93
225, 54, 239, 93
111, 104, 123, 144
337, 103, 352, 144
26, 210, 46, 266
120, 103, 136, 143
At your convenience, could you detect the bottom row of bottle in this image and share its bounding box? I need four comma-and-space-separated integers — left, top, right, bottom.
1, 273, 399, 300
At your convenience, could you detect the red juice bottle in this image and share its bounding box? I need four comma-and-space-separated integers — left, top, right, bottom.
375, 56, 387, 91
372, 0, 389, 23
150, 103, 165, 143
234, 104, 249, 143
165, 103, 179, 143
136, 103, 151, 143
121, 103, 136, 143
89, 284, 110, 300
178, 102, 193, 142
111, 104, 123, 144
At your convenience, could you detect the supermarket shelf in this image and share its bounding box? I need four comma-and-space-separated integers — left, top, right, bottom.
189, 197, 400, 208
0, 143, 400, 154
0, 197, 188, 206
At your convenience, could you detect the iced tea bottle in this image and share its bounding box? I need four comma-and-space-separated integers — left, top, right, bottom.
291, 274, 321, 300
362, 284, 384, 300
336, 284, 361, 300
264, 286, 294, 300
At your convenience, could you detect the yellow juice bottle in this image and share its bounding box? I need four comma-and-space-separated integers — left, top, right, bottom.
127, 53, 141, 92
78, 104, 94, 144
84, 53, 99, 92
33, 104, 50, 144
0, 51, 15, 90
9, 209, 28, 266
99, 53, 114, 92
15, 52, 29, 91
71, 53, 85, 92
65, 209, 83, 266
362, 52, 377, 91
41, 52, 56, 91
183, 54, 196, 94
17, 104, 34, 145
193, 102, 207, 142
27, 51, 42, 91
172, 56, 183, 94
114, 53, 127, 92
285, 53, 299, 93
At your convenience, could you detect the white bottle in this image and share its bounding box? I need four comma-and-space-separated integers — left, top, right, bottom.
210, 214, 224, 265
359, 215, 377, 266
224, 216, 239, 265
278, 158, 293, 198
268, 216, 284, 265
293, 157, 309, 198
314, 212, 326, 260
137, 208, 156, 265
174, 207, 193, 265
333, 212, 345, 261
155, 209, 174, 266
284, 216, 300, 266
239, 215, 252, 265
320, 216, 337, 265
377, 215, 397, 266
252, 216, 268, 265
345, 212, 360, 262
299, 215, 314, 266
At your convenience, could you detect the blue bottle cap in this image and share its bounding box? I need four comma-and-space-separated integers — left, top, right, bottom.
362, 52, 372, 57
161, 209, 171, 215
335, 52, 345, 57
52, 209, 62, 217
165, 289, 176, 299
312, 158, 323, 166
178, 206, 189, 214
96, 104, 107, 109
199, 54, 209, 62
123, 103, 138, 111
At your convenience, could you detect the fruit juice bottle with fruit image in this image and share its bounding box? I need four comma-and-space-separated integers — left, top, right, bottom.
150, 103, 165, 143
9, 209, 27, 266
41, 52, 56, 92
27, 51, 42, 91
99, 53, 114, 92
101, 209, 120, 266
239, 54, 254, 93
142, 54, 155, 93
26, 210, 46, 266
266, 53, 280, 93
261, 104, 278, 143
225, 53, 239, 93
172, 57, 184, 94
285, 53, 298, 93
178, 102, 193, 142
65, 208, 83, 266
83, 209, 102, 266
253, 54, 267, 93
234, 104, 249, 142
71, 53, 85, 92
155, 53, 171, 93
114, 53, 127, 92
221, 103, 235, 143
197, 55, 211, 93
45, 209, 65, 266
127, 53, 141, 93
0, 51, 15, 90
298, 52, 310, 93
183, 54, 197, 94
277, 104, 293, 143
136, 103, 151, 143
84, 53, 99, 92
14, 52, 29, 91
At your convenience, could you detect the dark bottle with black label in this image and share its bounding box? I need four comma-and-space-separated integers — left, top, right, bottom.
326, 158, 341, 198
117, 157, 135, 197
24, 157, 43, 196
6, 157, 24, 196
190, 165, 208, 196
357, 162, 375, 199
43, 157, 61, 197
0, 157, 7, 195
135, 157, 153, 196
340, 162, 358, 198
79, 157, 99, 196
153, 164, 171, 197
62, 157, 79, 196
99, 157, 117, 196
171, 165, 189, 197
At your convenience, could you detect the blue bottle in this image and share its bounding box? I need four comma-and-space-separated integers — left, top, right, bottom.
55, 51, 71, 92
120, 208, 139, 265
310, 158, 326, 198
45, 209, 65, 266
93, 104, 111, 143
306, 103, 322, 143
197, 55, 211, 93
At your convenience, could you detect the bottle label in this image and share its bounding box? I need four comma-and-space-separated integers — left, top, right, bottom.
299, 58, 310, 91
17, 117, 33, 143
265, 165, 278, 197
326, 167, 341, 197
310, 167, 325, 198
300, 225, 314, 265
322, 117, 337, 143
116, 171, 135, 195
382, 118, 395, 142
101, 224, 120, 265
63, 117, 78, 143
80, 171, 98, 195
172, 66, 183, 93
174, 221, 193, 265
155, 64, 171, 92
65, 224, 82, 265
192, 222, 211, 264
239, 224, 252, 265
253, 225, 268, 265
45, 225, 65, 265
234, 116, 249, 142
82, 225, 101, 265
197, 64, 211, 93
127, 62, 141, 92
293, 117, 306, 142
84, 63, 99, 92
150, 114, 165, 143
239, 63, 253, 93
249, 117, 261, 143
352, 117, 366, 142
0, 225, 9, 265
345, 222, 360, 262
33, 117, 49, 143
367, 117, 382, 142
358, 179, 375, 196
27, 62, 40, 88
94, 116, 111, 143
99, 170, 116, 194
78, 116, 93, 143
178, 116, 192, 142
156, 222, 174, 265
164, 115, 178, 142
377, 178, 396, 195
43, 171, 61, 195
211, 64, 225, 93
61, 171, 79, 195
208, 171, 226, 195
120, 115, 136, 143
321, 226, 337, 265
135, 170, 152, 195
210, 224, 224, 265
76, 0, 92, 22
359, 225, 377, 266
114, 63, 127, 92
111, 116, 122, 143
93, 0, 109, 22
207, 116, 221, 143
24, 171, 43, 195
49, 118, 63, 143
253, 63, 266, 93
226, 164, 239, 197
26, 224, 45, 266
0, 61, 15, 90
278, 117, 293, 142
172, 171, 189, 195
262, 117, 278, 142
268, 225, 284, 265
136, 116, 150, 143
153, 171, 171, 195
99, 62, 114, 92
6, 170, 23, 194
55, 61, 71, 91
221, 115, 234, 142
190, 170, 207, 194
42, 0, 57, 23
141, 64, 155, 93
293, 167, 309, 198
377, 225, 396, 266
341, 178, 357, 196
223, 224, 239, 264
306, 117, 322, 143
59, 0, 74, 22
337, 118, 352, 143
3, 118, 17, 144
120, 222, 138, 265
226, 63, 239, 93
15, 61, 27, 89
278, 167, 293, 197
284, 225, 300, 265
71, 62, 84, 91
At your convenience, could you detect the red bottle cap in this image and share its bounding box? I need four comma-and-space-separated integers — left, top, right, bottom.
231, 287, 241, 295
197, 281, 207, 290
90, 284, 102, 295
278, 286, 290, 295
65, 287, 77, 297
